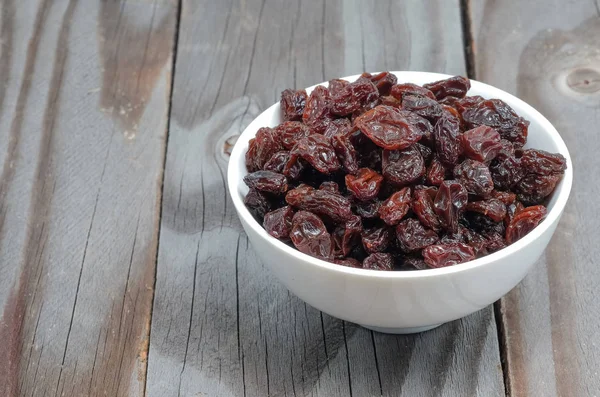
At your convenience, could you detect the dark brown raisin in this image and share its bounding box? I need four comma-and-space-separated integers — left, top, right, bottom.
461, 99, 529, 147
244, 188, 273, 221
264, 151, 290, 174
303, 86, 334, 134
402, 257, 428, 270
521, 149, 567, 176
263, 206, 295, 239
396, 218, 439, 253
354, 105, 423, 150
382, 145, 426, 186
490, 156, 525, 190
516, 173, 561, 205
423, 76, 471, 100
362, 226, 392, 253
243, 170, 289, 194
363, 72, 398, 96
331, 132, 360, 174
466, 199, 507, 222
277, 121, 312, 150
319, 181, 340, 193
290, 211, 334, 260
362, 253, 394, 270
461, 125, 503, 163
354, 199, 381, 219
285, 185, 354, 223
426, 156, 448, 186
433, 111, 463, 165
454, 159, 494, 197
323, 118, 352, 139
505, 205, 547, 244
378, 187, 412, 225
333, 215, 362, 257
281, 89, 308, 121
246, 127, 283, 171
434, 180, 468, 233
422, 242, 476, 268
345, 168, 384, 201
413, 186, 442, 232
401, 94, 443, 122
330, 78, 379, 116
289, 134, 341, 174
390, 83, 435, 100
334, 257, 362, 268
490, 190, 516, 205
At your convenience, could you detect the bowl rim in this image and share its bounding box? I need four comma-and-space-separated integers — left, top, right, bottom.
227, 71, 573, 279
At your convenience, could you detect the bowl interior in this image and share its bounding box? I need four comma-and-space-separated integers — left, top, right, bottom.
227, 71, 573, 277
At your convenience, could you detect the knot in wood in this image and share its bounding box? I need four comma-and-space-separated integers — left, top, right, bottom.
566, 67, 600, 94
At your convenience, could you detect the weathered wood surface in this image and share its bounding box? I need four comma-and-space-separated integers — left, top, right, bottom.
147, 1, 505, 396
0, 0, 176, 396
470, 1, 600, 396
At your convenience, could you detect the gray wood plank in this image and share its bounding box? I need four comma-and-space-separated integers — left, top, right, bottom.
469, 1, 600, 396
148, 0, 505, 396
0, 0, 176, 395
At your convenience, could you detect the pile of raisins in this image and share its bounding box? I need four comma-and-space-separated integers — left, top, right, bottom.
243, 72, 567, 270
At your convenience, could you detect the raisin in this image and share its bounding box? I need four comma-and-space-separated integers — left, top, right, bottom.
434, 180, 468, 233
334, 258, 362, 268
433, 111, 463, 165
281, 155, 306, 180
382, 145, 426, 185
333, 215, 362, 257
354, 105, 423, 150
362, 253, 394, 270
285, 185, 354, 223
396, 218, 439, 253
362, 226, 392, 253
378, 187, 412, 225
466, 199, 507, 222
277, 121, 312, 150
330, 78, 379, 116
289, 134, 341, 174
345, 168, 384, 201
243, 170, 289, 194
413, 186, 442, 232
390, 83, 435, 100
464, 212, 505, 235
290, 211, 334, 260
490, 189, 516, 205
461, 125, 503, 163
303, 86, 334, 134
281, 89, 308, 121
328, 78, 349, 95
263, 206, 295, 239
496, 139, 516, 161
521, 149, 567, 175
401, 94, 443, 122
483, 232, 507, 253
402, 257, 428, 270
323, 118, 352, 139
319, 181, 339, 193
331, 132, 360, 174
246, 127, 283, 171
244, 188, 273, 220
264, 151, 290, 174
460, 226, 488, 255
516, 173, 561, 205
402, 111, 434, 144
505, 205, 547, 244
490, 156, 525, 190
380, 95, 402, 108
454, 159, 494, 197
422, 242, 476, 268
461, 99, 529, 147
354, 199, 381, 219
505, 201, 525, 227
415, 143, 433, 164
423, 76, 471, 100
426, 156, 448, 186
363, 72, 398, 96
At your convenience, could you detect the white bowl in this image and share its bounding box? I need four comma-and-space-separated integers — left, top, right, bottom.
227, 71, 573, 334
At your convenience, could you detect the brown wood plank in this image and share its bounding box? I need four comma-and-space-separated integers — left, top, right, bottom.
0, 0, 177, 395
148, 0, 505, 396
469, 1, 600, 396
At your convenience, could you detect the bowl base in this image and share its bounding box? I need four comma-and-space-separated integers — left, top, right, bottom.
361, 323, 443, 334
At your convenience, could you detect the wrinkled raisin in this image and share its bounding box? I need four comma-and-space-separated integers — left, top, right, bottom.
434, 180, 468, 233
323, 118, 352, 139
285, 185, 354, 223
422, 242, 476, 268
378, 187, 412, 225
434, 111, 462, 165
505, 205, 547, 244
277, 121, 312, 150
363, 72, 398, 96
461, 125, 502, 163
396, 218, 439, 253
319, 181, 339, 193
362, 253, 394, 270
423, 76, 471, 100
330, 78, 379, 116
382, 145, 426, 185
334, 257, 362, 268
354, 199, 381, 219
355, 105, 423, 150
263, 206, 294, 239
466, 199, 507, 222
390, 83, 435, 100
402, 94, 443, 122
346, 168, 384, 201
244, 188, 273, 220
289, 134, 341, 174
490, 156, 525, 190
333, 215, 362, 257
426, 156, 448, 186
461, 99, 529, 147
331, 132, 360, 174
246, 127, 283, 171
516, 173, 561, 205
290, 211, 334, 260
413, 186, 442, 232
454, 159, 494, 197
281, 89, 308, 121
521, 149, 567, 175
303, 86, 334, 134
362, 226, 392, 253
244, 170, 289, 194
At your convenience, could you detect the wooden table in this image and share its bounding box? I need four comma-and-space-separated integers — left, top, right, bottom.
0, 1, 597, 396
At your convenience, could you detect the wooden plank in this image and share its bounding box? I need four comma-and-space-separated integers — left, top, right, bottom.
469, 1, 600, 396
148, 0, 505, 396
0, 0, 177, 395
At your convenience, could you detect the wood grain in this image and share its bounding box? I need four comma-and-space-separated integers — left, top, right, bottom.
0, 0, 176, 395
147, 1, 505, 396
470, 1, 600, 396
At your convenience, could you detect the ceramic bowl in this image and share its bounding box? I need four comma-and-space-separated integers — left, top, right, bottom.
227, 72, 573, 334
